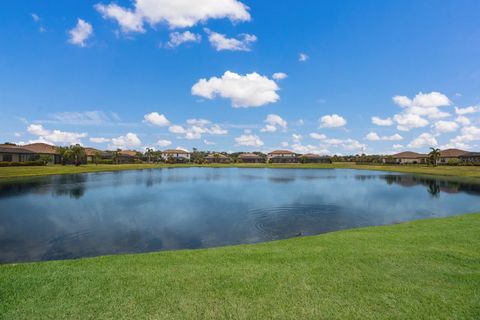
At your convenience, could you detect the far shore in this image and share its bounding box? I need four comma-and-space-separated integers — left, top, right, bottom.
1, 162, 480, 180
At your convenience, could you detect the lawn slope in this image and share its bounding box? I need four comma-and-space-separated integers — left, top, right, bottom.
1, 214, 479, 319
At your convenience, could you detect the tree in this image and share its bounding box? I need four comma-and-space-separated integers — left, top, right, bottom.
145, 148, 154, 163
112, 150, 120, 165
38, 154, 52, 165
94, 151, 102, 165
429, 147, 441, 166
56, 146, 70, 165
70, 144, 86, 166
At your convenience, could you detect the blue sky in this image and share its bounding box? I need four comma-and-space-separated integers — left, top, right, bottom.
1, 0, 480, 154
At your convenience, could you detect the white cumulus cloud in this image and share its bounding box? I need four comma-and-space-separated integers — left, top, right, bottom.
27, 124, 87, 144
260, 114, 287, 133
95, 0, 250, 32
407, 133, 438, 149
299, 53, 308, 62
192, 71, 280, 108
204, 28, 256, 51
455, 116, 471, 126
371, 116, 393, 126
309, 133, 327, 140
455, 106, 480, 115
144, 112, 170, 127
27, 124, 87, 145
90, 137, 111, 143
111, 133, 142, 149
68, 19, 93, 47
157, 139, 172, 147
365, 132, 403, 141
433, 120, 459, 134
393, 113, 429, 131
235, 133, 264, 147
393, 92, 451, 122
272, 72, 287, 80
169, 119, 227, 140
166, 31, 201, 48
319, 114, 347, 128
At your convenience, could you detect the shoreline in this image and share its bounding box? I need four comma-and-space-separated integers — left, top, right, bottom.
1, 162, 480, 180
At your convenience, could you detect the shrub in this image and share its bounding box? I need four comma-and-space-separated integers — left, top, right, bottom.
0, 160, 46, 167
447, 159, 461, 166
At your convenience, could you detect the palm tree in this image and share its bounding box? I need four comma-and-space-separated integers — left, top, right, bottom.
70, 144, 85, 166
145, 148, 154, 163
112, 149, 120, 165
429, 147, 441, 166
56, 146, 69, 165
94, 151, 102, 165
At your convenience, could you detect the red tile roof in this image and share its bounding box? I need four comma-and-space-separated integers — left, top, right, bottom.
268, 150, 295, 155
439, 149, 468, 157
162, 149, 190, 154
22, 143, 58, 155
238, 153, 263, 158
0, 144, 35, 154
391, 151, 427, 159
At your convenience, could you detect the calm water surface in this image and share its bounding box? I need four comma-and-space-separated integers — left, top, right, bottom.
1, 168, 479, 263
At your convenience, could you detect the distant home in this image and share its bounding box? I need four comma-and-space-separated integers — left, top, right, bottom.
301, 153, 332, 163
459, 152, 480, 164
0, 144, 36, 162
84, 148, 113, 164
21, 143, 61, 164
161, 149, 191, 163
383, 152, 428, 164
437, 149, 468, 165
238, 153, 264, 163
205, 153, 231, 164
267, 150, 299, 163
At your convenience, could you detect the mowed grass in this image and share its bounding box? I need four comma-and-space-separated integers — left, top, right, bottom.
1, 214, 479, 319
1, 162, 480, 179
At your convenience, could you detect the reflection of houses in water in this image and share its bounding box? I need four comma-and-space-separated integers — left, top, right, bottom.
380, 175, 480, 197
0, 174, 88, 199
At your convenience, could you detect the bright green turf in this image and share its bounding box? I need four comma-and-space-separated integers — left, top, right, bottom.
1, 214, 479, 319
1, 162, 480, 180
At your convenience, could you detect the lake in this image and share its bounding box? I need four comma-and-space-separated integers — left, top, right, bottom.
1, 168, 479, 263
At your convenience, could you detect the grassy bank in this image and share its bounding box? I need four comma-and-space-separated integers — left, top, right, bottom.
1, 162, 480, 180
1, 214, 479, 319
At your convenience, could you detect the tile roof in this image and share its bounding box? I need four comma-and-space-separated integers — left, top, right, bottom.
391, 151, 427, 159
238, 153, 263, 158
439, 149, 468, 157
0, 144, 35, 154
22, 143, 58, 155
162, 149, 190, 154
268, 150, 295, 155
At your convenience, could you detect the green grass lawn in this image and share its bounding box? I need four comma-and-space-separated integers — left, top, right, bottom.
1, 162, 480, 180
1, 214, 479, 319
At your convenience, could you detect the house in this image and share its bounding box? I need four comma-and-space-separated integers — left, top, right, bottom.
161, 149, 191, 163
238, 153, 264, 163
21, 143, 61, 164
437, 149, 468, 164
205, 153, 231, 164
115, 150, 138, 163
301, 153, 332, 163
459, 152, 480, 164
0, 144, 36, 162
84, 148, 113, 164
267, 150, 299, 163
383, 151, 428, 164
